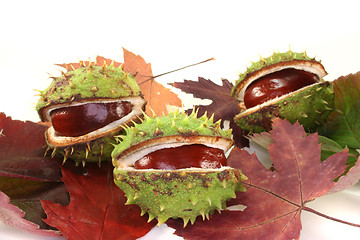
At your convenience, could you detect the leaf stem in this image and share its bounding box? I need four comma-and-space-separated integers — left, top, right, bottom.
138, 58, 215, 85
152, 58, 215, 79
303, 206, 360, 228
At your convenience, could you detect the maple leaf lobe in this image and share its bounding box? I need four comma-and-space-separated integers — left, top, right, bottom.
42, 163, 156, 240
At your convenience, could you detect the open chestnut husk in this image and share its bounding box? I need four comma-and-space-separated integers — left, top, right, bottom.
112, 109, 247, 226
232, 50, 334, 133
36, 61, 146, 165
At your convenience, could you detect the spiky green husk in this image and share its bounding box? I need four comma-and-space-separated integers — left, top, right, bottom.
47, 132, 119, 166
234, 81, 335, 133
36, 61, 144, 164
36, 63, 141, 118
111, 109, 242, 225
114, 167, 247, 226
231, 50, 315, 96
111, 109, 232, 160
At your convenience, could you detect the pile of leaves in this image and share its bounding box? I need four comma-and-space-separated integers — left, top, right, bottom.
1, 49, 360, 240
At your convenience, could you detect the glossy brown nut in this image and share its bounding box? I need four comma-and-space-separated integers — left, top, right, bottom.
51, 101, 132, 137
244, 68, 319, 108
134, 144, 227, 170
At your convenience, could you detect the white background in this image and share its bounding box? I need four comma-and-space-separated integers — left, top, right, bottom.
1, 0, 360, 239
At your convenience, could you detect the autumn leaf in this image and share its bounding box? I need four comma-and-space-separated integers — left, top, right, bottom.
173, 77, 238, 120
41, 163, 156, 240
328, 155, 360, 193
173, 77, 248, 147
121, 48, 182, 116
0, 191, 60, 236
0, 113, 74, 230
57, 48, 182, 116
168, 118, 354, 240
0, 113, 62, 181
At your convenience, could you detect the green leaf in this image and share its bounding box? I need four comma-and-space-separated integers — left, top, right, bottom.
0, 177, 57, 199
324, 100, 360, 149
318, 135, 358, 164
333, 72, 360, 114
318, 135, 359, 181
318, 72, 360, 149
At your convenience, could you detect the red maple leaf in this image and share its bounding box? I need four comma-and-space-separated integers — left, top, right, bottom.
0, 113, 62, 181
0, 113, 78, 231
41, 163, 156, 240
168, 118, 356, 240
